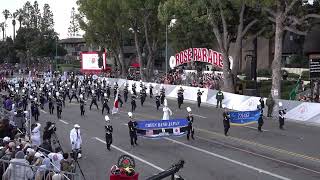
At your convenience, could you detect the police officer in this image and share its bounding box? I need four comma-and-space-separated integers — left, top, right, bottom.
90, 90, 99, 110
149, 84, 153, 98
223, 110, 230, 136
131, 91, 137, 112
56, 93, 63, 119
186, 107, 194, 140
177, 86, 184, 109
104, 115, 113, 151
102, 93, 110, 114
124, 83, 129, 103
259, 97, 265, 110
216, 89, 224, 108
160, 85, 165, 105
279, 102, 286, 130
48, 92, 54, 114
197, 88, 204, 108
257, 113, 264, 132
155, 91, 160, 110
80, 94, 85, 116
128, 112, 138, 146
266, 95, 274, 117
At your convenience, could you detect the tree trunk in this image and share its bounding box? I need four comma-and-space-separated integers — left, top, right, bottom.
271, 18, 284, 99
118, 45, 128, 78
222, 50, 235, 93
133, 31, 145, 81
13, 24, 15, 42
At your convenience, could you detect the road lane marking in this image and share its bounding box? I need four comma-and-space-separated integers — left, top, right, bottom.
196, 128, 320, 163
127, 111, 320, 163
59, 120, 69, 125
93, 137, 165, 171
40, 110, 48, 114
243, 125, 269, 132
164, 137, 291, 180
192, 114, 207, 118
196, 136, 320, 176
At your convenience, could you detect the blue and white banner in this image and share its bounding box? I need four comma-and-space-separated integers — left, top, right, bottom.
136, 119, 189, 138
229, 110, 261, 126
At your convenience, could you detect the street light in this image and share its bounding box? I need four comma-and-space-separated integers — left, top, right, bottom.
165, 18, 177, 76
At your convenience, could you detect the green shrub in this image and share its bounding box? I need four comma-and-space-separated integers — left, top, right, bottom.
301, 71, 309, 80
257, 69, 272, 77
288, 73, 300, 79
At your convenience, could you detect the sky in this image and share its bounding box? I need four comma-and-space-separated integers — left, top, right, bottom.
0, 0, 83, 39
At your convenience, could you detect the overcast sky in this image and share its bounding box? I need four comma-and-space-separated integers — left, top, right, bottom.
0, 0, 82, 39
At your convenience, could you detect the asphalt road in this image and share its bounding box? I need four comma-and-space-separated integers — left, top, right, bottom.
33, 93, 320, 180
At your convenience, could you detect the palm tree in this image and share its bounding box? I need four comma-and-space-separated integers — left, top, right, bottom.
2, 9, 11, 39
12, 12, 17, 41
0, 22, 5, 41
16, 9, 23, 29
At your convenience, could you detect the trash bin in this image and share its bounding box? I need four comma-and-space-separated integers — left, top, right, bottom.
110, 173, 139, 180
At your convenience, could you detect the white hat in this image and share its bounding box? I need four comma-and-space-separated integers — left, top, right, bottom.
164, 99, 168, 106
128, 112, 133, 117
105, 115, 110, 122
30, 95, 33, 99
131, 91, 134, 95
34, 98, 37, 101
80, 94, 83, 99
74, 124, 80, 128
3, 137, 10, 142
92, 90, 95, 94
140, 80, 142, 83
22, 89, 25, 93
48, 92, 51, 96
187, 107, 192, 112
56, 92, 60, 96
279, 102, 283, 107
104, 93, 107, 97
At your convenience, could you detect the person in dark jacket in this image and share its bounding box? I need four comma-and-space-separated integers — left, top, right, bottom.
266, 95, 274, 117
257, 113, 264, 132
127, 112, 138, 146
223, 110, 230, 136
216, 90, 224, 108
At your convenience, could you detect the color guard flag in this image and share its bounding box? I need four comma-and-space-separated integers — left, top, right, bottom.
112, 91, 119, 114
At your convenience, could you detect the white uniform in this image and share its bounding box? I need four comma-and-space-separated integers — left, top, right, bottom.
70, 128, 82, 150
162, 106, 172, 120
31, 123, 41, 146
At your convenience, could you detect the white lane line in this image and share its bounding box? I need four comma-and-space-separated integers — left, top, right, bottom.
40, 110, 48, 114
192, 114, 207, 119
244, 126, 269, 132
59, 119, 69, 125
93, 137, 165, 171
164, 138, 291, 180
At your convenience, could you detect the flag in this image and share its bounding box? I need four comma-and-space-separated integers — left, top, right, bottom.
112, 91, 119, 114
173, 127, 181, 135
289, 78, 301, 100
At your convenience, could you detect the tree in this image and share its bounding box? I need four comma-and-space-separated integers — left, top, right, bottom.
263, 0, 320, 99
12, 12, 17, 41
40, 4, 54, 32
123, 0, 163, 81
68, 7, 80, 37
30, 1, 41, 29
16, 9, 24, 29
0, 23, 4, 41
78, 0, 130, 77
2, 9, 11, 39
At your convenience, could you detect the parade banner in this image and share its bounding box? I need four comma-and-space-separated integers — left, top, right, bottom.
136, 119, 189, 138
229, 110, 261, 126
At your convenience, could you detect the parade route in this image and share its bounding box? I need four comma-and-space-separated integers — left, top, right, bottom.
35, 96, 320, 180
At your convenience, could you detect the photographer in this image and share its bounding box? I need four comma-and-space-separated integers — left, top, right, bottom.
43, 121, 56, 141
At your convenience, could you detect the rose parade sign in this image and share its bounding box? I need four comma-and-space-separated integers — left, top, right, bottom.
169, 48, 224, 69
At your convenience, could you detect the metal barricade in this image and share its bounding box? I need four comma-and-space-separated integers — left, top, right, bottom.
0, 158, 81, 180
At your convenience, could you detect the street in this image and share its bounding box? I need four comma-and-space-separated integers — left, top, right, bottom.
36, 95, 320, 180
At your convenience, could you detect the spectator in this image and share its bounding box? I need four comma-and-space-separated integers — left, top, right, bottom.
3, 151, 34, 180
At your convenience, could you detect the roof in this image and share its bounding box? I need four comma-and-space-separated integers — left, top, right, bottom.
59, 38, 86, 44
